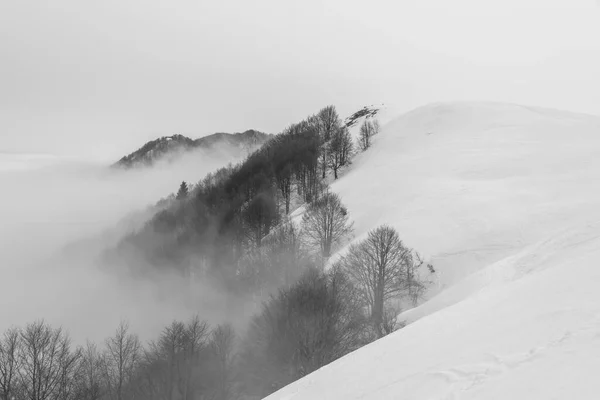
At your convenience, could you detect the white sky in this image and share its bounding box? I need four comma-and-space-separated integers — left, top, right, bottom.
2, 0, 600, 161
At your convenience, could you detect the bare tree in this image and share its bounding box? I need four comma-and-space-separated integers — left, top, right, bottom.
102, 321, 141, 400
372, 119, 381, 135
301, 192, 353, 259
181, 316, 210, 400
237, 267, 366, 398
135, 316, 211, 400
0, 328, 20, 400
262, 218, 306, 288
337, 225, 430, 337
76, 341, 104, 400
243, 191, 279, 248
339, 127, 354, 168
145, 321, 187, 400
18, 320, 81, 400
317, 106, 342, 179
358, 118, 380, 151
55, 340, 83, 400
327, 127, 353, 179
207, 324, 236, 400
404, 252, 433, 306
274, 160, 293, 215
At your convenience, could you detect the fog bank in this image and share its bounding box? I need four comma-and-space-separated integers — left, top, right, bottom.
0, 147, 249, 343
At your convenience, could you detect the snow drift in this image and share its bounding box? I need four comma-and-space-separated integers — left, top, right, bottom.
266, 102, 600, 399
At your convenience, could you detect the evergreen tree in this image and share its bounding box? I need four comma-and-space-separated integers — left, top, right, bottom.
176, 181, 189, 200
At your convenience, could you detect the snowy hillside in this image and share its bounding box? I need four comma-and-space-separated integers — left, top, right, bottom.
266, 102, 600, 399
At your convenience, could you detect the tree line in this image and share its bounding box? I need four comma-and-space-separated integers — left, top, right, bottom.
3, 218, 432, 400
60, 103, 434, 399
4, 188, 433, 400
111, 105, 380, 299
0, 318, 234, 400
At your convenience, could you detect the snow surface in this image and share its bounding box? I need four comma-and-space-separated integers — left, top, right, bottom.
266, 102, 600, 399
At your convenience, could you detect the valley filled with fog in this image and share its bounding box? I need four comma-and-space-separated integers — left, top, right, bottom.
0, 148, 250, 344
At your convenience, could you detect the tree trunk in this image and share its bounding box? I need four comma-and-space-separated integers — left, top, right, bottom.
372, 281, 385, 338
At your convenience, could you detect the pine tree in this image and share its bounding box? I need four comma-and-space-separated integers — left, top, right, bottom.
176, 181, 189, 200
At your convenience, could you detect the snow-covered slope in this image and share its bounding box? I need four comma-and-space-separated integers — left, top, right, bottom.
266, 102, 600, 399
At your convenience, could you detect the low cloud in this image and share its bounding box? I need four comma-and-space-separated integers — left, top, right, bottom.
0, 145, 250, 344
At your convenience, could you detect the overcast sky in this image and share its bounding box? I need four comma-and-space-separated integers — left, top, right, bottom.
2, 0, 600, 161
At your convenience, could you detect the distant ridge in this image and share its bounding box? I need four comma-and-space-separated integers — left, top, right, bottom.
113, 129, 271, 168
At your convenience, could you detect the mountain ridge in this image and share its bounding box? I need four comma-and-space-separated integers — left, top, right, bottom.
113, 129, 271, 168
